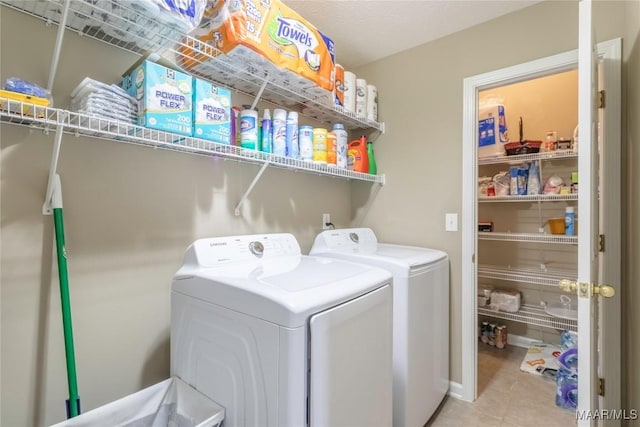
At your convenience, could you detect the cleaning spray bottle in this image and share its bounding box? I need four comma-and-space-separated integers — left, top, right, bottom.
261, 109, 272, 153
367, 139, 377, 175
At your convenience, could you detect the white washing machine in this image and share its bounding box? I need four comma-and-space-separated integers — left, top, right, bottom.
310, 228, 450, 427
171, 233, 393, 427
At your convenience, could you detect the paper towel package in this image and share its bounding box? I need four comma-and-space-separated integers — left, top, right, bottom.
478, 104, 508, 158
177, 0, 335, 97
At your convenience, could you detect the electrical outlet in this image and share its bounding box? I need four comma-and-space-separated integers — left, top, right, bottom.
322, 213, 331, 230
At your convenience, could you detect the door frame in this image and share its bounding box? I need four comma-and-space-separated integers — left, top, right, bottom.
460, 39, 621, 410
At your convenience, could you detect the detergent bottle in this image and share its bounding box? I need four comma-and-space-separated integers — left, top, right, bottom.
348, 135, 369, 173
367, 139, 377, 175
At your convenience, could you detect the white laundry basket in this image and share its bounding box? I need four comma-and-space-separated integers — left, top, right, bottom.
50, 377, 224, 427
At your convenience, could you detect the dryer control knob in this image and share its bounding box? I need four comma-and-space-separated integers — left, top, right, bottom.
349, 232, 360, 243
249, 241, 264, 257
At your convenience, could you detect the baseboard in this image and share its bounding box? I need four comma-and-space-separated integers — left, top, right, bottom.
506, 333, 544, 349
447, 381, 463, 399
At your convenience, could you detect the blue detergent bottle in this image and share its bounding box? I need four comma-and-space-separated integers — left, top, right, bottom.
565, 207, 575, 236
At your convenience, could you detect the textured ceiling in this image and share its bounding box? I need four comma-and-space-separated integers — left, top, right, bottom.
286, 0, 542, 70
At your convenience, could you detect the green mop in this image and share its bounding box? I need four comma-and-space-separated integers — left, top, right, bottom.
51, 174, 80, 417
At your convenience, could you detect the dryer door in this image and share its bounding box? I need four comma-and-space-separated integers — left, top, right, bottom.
309, 284, 392, 427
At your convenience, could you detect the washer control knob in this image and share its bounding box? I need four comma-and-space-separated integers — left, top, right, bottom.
349, 232, 359, 243
249, 241, 264, 257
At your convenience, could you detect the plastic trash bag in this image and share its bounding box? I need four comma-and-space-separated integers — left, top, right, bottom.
49, 377, 224, 427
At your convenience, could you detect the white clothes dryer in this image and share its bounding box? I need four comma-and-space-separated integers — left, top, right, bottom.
310, 228, 449, 427
171, 233, 393, 427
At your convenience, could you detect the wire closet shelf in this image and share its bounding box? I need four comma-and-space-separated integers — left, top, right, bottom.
0, 0, 384, 133
477, 264, 577, 287
478, 304, 578, 332
0, 98, 383, 183
478, 232, 578, 245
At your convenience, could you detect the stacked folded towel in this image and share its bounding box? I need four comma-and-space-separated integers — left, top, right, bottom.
71, 77, 137, 124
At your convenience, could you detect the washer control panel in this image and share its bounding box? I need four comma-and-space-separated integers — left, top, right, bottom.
188, 234, 301, 266
249, 241, 265, 257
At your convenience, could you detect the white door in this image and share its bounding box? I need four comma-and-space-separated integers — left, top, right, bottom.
570, 1, 619, 424
576, 0, 600, 421
309, 285, 393, 427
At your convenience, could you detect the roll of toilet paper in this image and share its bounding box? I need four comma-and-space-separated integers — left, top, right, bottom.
355, 78, 367, 118
343, 71, 356, 113
366, 84, 378, 122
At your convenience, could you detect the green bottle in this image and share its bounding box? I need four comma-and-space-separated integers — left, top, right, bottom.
367, 140, 377, 175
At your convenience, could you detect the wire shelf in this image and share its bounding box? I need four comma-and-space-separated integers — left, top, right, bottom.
477, 264, 576, 287
478, 304, 578, 331
0, 98, 384, 184
170, 36, 383, 132
1, 0, 183, 54
0, 0, 383, 133
478, 232, 578, 244
478, 193, 578, 203
478, 149, 578, 165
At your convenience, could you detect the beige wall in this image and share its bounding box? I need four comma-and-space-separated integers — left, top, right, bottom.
0, 7, 354, 425
481, 69, 579, 143
353, 0, 638, 414
2, 1, 639, 425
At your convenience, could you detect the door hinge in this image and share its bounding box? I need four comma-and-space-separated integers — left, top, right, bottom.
599, 90, 606, 108
472, 253, 475, 263
599, 234, 605, 252
598, 377, 605, 396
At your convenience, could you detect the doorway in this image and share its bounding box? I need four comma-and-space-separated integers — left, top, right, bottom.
460, 39, 621, 417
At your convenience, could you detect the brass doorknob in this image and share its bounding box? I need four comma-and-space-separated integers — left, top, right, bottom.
559, 279, 616, 298
593, 284, 616, 298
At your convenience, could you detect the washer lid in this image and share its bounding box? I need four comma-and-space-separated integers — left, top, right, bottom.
311, 228, 448, 270
173, 254, 392, 328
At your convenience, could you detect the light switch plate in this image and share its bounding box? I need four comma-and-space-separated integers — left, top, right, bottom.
445, 213, 458, 231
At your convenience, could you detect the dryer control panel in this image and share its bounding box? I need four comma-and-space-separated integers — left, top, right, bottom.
183, 234, 301, 267
313, 228, 378, 251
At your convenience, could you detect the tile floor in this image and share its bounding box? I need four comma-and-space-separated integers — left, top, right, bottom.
426, 344, 577, 426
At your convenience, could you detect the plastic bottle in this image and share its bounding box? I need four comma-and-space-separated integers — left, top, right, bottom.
231, 106, 241, 146
240, 108, 258, 150
299, 125, 313, 161
367, 139, 377, 175
272, 109, 287, 156
312, 128, 328, 163
565, 207, 575, 236
261, 109, 272, 153
326, 130, 337, 166
348, 135, 368, 173
332, 123, 348, 168
285, 111, 299, 158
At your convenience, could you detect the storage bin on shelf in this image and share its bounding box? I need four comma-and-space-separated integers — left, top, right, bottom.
0, 90, 50, 118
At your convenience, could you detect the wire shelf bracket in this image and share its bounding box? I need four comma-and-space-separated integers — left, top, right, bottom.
234, 161, 270, 216
47, 0, 70, 91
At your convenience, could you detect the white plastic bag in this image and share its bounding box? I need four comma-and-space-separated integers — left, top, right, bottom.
50, 377, 224, 427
